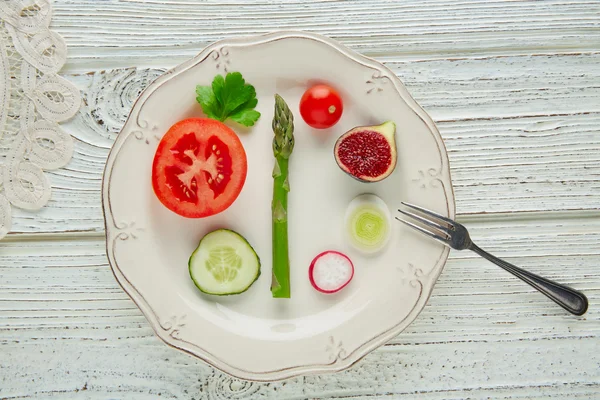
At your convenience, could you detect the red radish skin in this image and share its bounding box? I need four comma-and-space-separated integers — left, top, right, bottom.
309, 251, 354, 294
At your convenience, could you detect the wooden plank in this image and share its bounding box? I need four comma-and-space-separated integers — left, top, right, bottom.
7, 50, 599, 234
50, 0, 600, 70
1, 216, 598, 398
2, 1, 598, 398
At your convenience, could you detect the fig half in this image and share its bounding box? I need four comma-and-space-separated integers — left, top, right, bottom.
334, 121, 397, 182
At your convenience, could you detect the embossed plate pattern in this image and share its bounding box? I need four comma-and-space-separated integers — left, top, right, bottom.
102, 31, 455, 381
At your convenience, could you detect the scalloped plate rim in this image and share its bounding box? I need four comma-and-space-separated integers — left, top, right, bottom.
101, 30, 455, 382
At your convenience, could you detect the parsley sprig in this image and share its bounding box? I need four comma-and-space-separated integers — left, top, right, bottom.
195, 72, 261, 127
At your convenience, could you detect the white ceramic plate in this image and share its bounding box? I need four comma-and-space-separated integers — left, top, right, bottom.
102, 31, 455, 381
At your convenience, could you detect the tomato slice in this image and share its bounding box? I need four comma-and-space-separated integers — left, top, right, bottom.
152, 118, 247, 218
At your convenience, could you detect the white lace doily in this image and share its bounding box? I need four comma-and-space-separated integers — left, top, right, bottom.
0, 0, 80, 239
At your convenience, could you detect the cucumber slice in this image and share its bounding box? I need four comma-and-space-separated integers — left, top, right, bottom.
189, 229, 261, 296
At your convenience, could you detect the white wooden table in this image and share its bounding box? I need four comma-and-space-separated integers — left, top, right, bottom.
2, 1, 599, 398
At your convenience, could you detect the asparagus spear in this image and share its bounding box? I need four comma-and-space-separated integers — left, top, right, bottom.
271, 94, 295, 298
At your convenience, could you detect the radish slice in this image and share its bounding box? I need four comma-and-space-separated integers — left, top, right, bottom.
309, 251, 354, 294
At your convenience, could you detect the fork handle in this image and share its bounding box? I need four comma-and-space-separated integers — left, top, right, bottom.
469, 243, 588, 316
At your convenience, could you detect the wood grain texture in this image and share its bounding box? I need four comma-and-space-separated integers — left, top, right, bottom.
8, 51, 600, 234
5, 0, 599, 235
2, 0, 599, 398
1, 217, 599, 399
51, 0, 600, 70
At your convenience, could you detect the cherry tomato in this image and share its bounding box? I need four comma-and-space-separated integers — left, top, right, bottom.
152, 118, 247, 218
299, 84, 343, 129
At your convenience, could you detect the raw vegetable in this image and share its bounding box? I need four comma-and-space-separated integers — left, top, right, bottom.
152, 118, 247, 218
345, 194, 391, 254
334, 121, 397, 182
299, 84, 343, 129
189, 229, 260, 296
309, 251, 354, 294
271, 94, 295, 298
195, 72, 261, 127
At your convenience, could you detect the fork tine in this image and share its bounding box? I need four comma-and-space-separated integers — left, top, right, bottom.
395, 217, 450, 245
401, 202, 455, 226
397, 209, 451, 235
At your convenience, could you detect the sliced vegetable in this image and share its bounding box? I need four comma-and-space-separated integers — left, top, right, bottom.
195, 72, 261, 127
334, 121, 397, 182
271, 94, 295, 298
345, 194, 391, 254
309, 251, 354, 294
299, 84, 343, 129
189, 229, 260, 296
152, 118, 247, 218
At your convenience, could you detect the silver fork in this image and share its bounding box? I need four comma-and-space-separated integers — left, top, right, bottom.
397, 202, 589, 316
